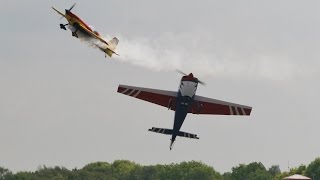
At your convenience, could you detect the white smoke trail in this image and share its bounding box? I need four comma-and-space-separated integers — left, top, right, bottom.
87, 31, 320, 80
113, 32, 224, 76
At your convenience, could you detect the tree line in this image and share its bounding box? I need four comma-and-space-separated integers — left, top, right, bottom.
1, 157, 320, 180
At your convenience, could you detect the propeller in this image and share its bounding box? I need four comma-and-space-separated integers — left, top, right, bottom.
198, 79, 206, 86
66, 3, 76, 12
176, 69, 187, 76
176, 69, 206, 85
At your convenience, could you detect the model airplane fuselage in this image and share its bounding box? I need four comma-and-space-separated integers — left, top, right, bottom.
52, 4, 119, 57
118, 73, 252, 150
171, 74, 199, 149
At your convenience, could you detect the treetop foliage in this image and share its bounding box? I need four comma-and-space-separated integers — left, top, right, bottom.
1, 158, 320, 180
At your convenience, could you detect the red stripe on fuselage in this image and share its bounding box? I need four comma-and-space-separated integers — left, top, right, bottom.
66, 11, 100, 36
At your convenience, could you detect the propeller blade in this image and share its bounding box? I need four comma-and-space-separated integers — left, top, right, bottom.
176, 69, 206, 85
198, 80, 206, 86
176, 69, 187, 76
69, 3, 76, 11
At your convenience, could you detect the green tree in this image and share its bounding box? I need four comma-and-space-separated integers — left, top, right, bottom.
222, 172, 232, 180
0, 167, 13, 180
31, 166, 72, 180
231, 162, 271, 180
4, 159, 320, 180
75, 162, 115, 180
289, 165, 306, 175
13, 171, 34, 180
305, 157, 320, 180
111, 160, 138, 180
178, 161, 221, 180
82, 162, 111, 172
156, 161, 221, 180
268, 165, 281, 177
140, 166, 158, 180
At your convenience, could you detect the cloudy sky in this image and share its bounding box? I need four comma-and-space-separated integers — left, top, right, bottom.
1, 0, 320, 173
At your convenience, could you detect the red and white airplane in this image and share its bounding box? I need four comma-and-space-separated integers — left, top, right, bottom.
117, 72, 252, 150
52, 4, 119, 57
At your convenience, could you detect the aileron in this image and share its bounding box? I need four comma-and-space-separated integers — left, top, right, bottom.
191, 95, 252, 115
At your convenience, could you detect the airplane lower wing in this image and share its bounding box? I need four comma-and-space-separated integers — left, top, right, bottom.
117, 85, 178, 111
78, 23, 109, 45
52, 7, 66, 18
190, 95, 252, 115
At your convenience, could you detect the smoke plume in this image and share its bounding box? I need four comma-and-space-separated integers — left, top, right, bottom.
86, 31, 319, 80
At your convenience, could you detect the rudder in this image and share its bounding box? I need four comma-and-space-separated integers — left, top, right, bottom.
108, 37, 119, 51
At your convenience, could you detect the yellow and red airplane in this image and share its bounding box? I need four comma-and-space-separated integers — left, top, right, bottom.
52, 4, 119, 57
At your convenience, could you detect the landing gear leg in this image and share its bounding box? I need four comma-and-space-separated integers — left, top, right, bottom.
72, 29, 78, 38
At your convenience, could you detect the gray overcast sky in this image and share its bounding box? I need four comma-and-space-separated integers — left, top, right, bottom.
1, 0, 320, 173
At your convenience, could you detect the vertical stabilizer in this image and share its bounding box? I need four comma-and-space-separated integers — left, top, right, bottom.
105, 37, 119, 57
108, 37, 119, 51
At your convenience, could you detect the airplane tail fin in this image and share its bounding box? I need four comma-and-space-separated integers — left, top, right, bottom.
108, 37, 119, 50
105, 37, 119, 57
148, 127, 199, 139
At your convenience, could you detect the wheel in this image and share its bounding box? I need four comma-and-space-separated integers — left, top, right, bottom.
60, 24, 67, 30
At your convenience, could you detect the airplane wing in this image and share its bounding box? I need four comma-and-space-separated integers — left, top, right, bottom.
117, 85, 178, 111
189, 95, 252, 115
78, 23, 109, 45
52, 7, 66, 18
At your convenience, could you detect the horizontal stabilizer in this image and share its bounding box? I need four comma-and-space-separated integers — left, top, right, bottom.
177, 130, 199, 139
148, 127, 199, 139
148, 127, 173, 135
